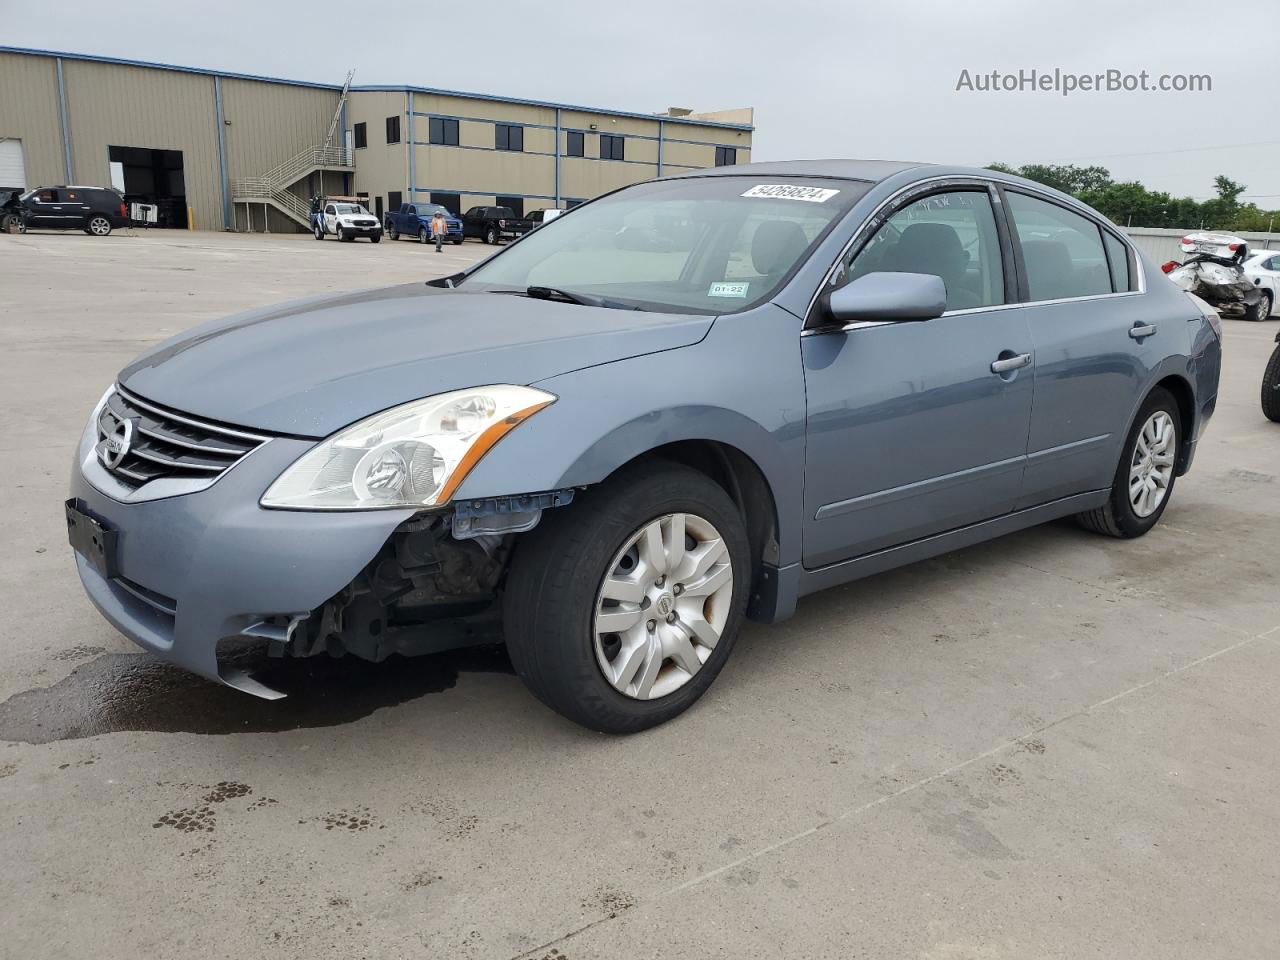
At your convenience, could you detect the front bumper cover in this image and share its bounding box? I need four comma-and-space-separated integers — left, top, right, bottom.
69, 416, 414, 696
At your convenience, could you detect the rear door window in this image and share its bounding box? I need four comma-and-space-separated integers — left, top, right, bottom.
1007, 192, 1113, 301
1102, 231, 1132, 292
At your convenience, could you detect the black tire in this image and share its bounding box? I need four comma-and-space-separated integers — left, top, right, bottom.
504, 461, 751, 733
388, 224, 399, 240
87, 216, 112, 237
419, 227, 430, 244
1076, 387, 1180, 538
1244, 293, 1269, 322
370, 233, 381, 243
1262, 344, 1280, 423
453, 237, 463, 245
484, 226, 497, 245
341, 230, 353, 242
313, 225, 324, 240
1256, 290, 1273, 321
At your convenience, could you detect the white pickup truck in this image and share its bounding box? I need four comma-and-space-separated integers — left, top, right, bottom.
311, 199, 383, 243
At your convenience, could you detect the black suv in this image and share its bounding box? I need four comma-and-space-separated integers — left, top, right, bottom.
19, 186, 128, 236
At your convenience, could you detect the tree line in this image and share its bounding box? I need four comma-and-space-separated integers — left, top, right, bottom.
986, 162, 1279, 234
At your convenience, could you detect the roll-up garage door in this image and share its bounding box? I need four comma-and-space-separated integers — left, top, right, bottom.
0, 140, 26, 192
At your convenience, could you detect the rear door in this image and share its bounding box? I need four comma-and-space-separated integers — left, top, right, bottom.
61, 188, 93, 228
801, 184, 1034, 567
1003, 189, 1156, 508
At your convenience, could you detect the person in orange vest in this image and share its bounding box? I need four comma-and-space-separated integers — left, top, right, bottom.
431, 210, 448, 252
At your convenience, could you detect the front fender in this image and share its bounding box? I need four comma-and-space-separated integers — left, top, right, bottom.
451, 305, 808, 564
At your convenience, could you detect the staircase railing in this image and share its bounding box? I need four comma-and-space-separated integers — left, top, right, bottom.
230, 143, 354, 228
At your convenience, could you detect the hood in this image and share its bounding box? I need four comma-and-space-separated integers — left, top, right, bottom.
119, 284, 713, 437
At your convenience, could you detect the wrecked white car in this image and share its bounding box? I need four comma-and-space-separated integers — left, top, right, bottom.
1163, 232, 1269, 322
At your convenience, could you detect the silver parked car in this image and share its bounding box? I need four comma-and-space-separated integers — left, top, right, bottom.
67, 160, 1222, 731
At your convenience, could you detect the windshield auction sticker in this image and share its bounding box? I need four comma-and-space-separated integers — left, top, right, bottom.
741, 184, 840, 203
708, 282, 750, 298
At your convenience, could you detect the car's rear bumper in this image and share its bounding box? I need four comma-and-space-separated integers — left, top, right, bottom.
68, 417, 413, 696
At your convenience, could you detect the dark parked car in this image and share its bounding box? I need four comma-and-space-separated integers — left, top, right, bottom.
66, 160, 1220, 732
384, 202, 463, 244
20, 185, 128, 236
462, 205, 533, 244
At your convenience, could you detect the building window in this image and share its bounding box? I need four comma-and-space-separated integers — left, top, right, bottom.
429, 117, 459, 146
715, 146, 737, 166
600, 134, 624, 161
388, 190, 402, 211
430, 192, 461, 216
566, 131, 584, 157
386, 115, 401, 144
496, 195, 524, 218
353, 122, 367, 149
495, 123, 524, 152
564, 198, 583, 208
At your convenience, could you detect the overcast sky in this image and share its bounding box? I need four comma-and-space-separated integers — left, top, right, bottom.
5, 0, 1277, 204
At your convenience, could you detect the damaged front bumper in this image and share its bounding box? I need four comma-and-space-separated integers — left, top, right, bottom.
68, 419, 416, 698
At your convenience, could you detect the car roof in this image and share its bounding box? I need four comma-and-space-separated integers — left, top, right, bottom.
681, 159, 932, 183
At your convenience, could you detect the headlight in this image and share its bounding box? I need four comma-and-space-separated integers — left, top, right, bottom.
260, 385, 554, 510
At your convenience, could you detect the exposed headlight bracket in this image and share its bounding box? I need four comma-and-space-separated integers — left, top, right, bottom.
451, 488, 575, 540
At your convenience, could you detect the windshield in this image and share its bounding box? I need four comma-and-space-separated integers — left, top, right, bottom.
334, 204, 368, 215
421, 205, 449, 217
462, 176, 866, 314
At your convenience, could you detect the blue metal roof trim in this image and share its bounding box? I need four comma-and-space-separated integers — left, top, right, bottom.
0, 47, 754, 132
352, 84, 753, 131
0, 45, 343, 90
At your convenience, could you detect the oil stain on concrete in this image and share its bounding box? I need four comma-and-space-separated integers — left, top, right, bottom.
0, 645, 513, 744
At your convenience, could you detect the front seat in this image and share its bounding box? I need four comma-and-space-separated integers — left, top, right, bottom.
884, 222, 979, 310
751, 221, 809, 287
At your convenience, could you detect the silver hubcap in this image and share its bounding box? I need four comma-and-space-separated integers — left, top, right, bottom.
90, 218, 109, 235
593, 512, 733, 700
1129, 410, 1176, 518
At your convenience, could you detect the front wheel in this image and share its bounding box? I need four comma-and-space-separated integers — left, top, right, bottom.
1076, 387, 1180, 538
87, 216, 112, 237
1262, 344, 1280, 423
453, 236, 463, 245
370, 233, 381, 243
387, 224, 399, 240
504, 461, 750, 733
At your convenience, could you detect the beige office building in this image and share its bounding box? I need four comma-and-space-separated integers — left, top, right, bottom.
0, 46, 753, 232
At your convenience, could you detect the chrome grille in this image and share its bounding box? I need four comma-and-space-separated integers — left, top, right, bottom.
96, 386, 269, 489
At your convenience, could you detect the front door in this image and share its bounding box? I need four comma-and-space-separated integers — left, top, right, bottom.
26, 188, 63, 227
801, 187, 1034, 568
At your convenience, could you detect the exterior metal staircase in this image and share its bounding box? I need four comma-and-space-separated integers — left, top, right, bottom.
230, 143, 354, 230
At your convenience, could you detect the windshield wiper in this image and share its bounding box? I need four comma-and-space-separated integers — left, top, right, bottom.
524, 286, 644, 310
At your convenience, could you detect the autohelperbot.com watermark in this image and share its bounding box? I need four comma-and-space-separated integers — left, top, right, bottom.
955, 68, 1212, 97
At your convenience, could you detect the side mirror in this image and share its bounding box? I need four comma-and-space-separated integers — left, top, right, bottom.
826, 271, 947, 324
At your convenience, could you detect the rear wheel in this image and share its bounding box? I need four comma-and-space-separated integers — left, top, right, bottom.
484, 226, 497, 245
504, 461, 750, 733
87, 216, 112, 237
1262, 344, 1280, 423
313, 224, 324, 240
1076, 388, 1180, 538
1244, 293, 1269, 322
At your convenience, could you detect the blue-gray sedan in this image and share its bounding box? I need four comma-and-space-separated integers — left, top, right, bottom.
67, 160, 1222, 731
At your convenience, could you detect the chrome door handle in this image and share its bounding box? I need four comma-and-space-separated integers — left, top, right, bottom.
991, 353, 1032, 374
1129, 323, 1157, 339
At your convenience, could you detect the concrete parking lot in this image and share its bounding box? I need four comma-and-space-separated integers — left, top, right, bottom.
1, 228, 1278, 960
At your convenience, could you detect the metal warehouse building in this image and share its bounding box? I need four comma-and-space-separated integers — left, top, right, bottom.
0, 46, 753, 232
